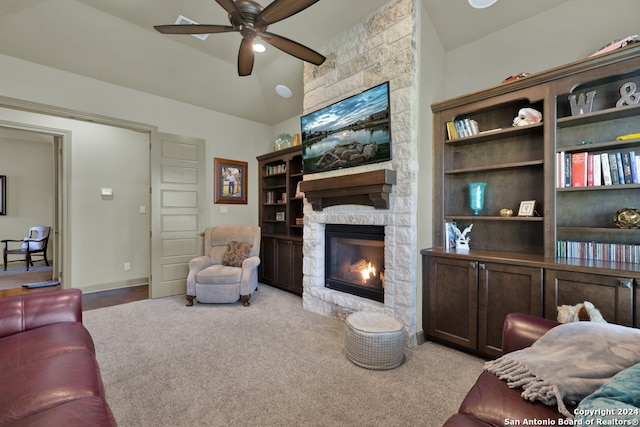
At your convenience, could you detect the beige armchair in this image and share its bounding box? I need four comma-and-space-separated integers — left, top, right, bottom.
187, 225, 261, 307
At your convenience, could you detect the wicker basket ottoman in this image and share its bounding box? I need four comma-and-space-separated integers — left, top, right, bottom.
344, 311, 406, 370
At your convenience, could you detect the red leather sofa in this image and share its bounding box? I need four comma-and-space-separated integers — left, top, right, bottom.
444, 313, 564, 426
0, 289, 117, 426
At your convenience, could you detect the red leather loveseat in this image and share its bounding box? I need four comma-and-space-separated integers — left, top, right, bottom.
444, 313, 563, 426
0, 288, 117, 426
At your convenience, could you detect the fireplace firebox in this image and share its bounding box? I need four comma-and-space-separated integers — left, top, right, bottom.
325, 224, 385, 302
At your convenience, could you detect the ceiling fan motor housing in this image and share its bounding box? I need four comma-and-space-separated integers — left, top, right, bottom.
231, 1, 267, 39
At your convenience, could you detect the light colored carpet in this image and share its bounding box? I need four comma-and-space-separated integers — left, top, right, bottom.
0, 265, 53, 290
83, 285, 484, 427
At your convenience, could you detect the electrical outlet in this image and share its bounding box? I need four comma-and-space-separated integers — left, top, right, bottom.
220, 206, 228, 214
124, 262, 131, 271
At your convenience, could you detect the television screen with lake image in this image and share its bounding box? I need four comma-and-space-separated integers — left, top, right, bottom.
301, 82, 391, 174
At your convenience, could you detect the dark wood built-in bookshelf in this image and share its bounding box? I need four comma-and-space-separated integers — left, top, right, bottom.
257, 145, 304, 295
423, 45, 640, 357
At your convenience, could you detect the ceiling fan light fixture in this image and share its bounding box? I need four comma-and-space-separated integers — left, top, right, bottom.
275, 84, 292, 99
154, 0, 327, 76
253, 43, 266, 53
468, 0, 497, 9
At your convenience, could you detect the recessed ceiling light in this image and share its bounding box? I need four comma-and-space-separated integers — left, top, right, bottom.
175, 15, 209, 40
253, 43, 266, 53
468, 0, 497, 8
275, 84, 292, 99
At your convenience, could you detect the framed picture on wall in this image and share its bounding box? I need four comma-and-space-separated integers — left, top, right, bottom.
0, 175, 5, 215
214, 158, 248, 204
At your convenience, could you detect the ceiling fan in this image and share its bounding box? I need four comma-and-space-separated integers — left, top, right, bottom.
154, 0, 327, 76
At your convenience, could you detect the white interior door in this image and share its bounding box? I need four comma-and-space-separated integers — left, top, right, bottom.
150, 133, 205, 298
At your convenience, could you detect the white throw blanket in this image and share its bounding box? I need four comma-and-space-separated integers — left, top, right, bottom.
484, 321, 640, 419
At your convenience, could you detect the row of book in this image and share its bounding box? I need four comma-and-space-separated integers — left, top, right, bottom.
446, 119, 480, 140
557, 240, 640, 264
557, 150, 640, 188
265, 191, 285, 204
265, 164, 286, 176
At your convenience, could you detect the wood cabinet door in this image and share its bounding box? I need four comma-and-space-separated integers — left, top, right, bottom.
291, 240, 303, 295
545, 270, 634, 326
259, 237, 276, 285
275, 238, 293, 290
478, 263, 543, 357
424, 256, 478, 351
636, 281, 640, 329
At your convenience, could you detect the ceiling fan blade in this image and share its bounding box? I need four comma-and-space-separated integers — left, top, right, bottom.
215, 0, 246, 22
257, 0, 320, 26
260, 32, 326, 65
238, 38, 255, 76
154, 24, 236, 35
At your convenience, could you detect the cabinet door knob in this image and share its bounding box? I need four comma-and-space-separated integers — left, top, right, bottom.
619, 279, 632, 289
469, 262, 476, 269
479, 263, 486, 270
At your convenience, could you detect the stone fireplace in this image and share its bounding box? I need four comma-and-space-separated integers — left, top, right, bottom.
301, 0, 418, 346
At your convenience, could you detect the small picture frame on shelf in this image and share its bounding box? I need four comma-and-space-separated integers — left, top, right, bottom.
518, 200, 536, 217
275, 212, 285, 221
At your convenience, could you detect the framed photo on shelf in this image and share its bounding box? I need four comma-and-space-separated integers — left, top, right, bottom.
214, 158, 247, 204
518, 200, 536, 217
0, 175, 5, 215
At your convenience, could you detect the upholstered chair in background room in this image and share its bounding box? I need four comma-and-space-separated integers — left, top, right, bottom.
186, 225, 261, 307
2, 226, 51, 271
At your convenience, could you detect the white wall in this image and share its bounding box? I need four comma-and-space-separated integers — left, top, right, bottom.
0, 54, 274, 292
271, 115, 302, 143
0, 107, 151, 290
0, 130, 53, 268
442, 0, 640, 100
416, 2, 446, 334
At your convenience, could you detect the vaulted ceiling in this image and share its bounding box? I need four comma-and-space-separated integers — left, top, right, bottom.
0, 0, 570, 125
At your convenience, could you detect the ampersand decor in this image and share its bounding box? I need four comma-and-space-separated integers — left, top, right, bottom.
616, 82, 640, 107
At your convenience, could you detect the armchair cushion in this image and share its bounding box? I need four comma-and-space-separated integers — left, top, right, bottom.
222, 241, 252, 267
22, 238, 45, 251
196, 265, 242, 285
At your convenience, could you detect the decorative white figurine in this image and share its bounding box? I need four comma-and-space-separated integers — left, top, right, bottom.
512, 107, 542, 126
452, 224, 473, 251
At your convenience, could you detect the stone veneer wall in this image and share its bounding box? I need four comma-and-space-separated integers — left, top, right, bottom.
301, 0, 419, 346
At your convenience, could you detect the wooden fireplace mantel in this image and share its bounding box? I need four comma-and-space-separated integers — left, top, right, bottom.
299, 169, 396, 211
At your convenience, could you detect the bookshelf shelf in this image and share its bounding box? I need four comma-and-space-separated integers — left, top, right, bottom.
445, 122, 543, 145
445, 216, 543, 222
556, 103, 640, 127
445, 160, 543, 174
557, 183, 640, 192
557, 138, 640, 154
558, 226, 639, 233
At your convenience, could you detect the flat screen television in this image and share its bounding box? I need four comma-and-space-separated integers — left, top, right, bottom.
301, 81, 391, 174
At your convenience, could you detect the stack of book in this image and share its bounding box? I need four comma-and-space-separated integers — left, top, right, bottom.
265, 164, 286, 175
295, 217, 304, 225
446, 119, 479, 140
557, 240, 640, 264
557, 150, 639, 188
